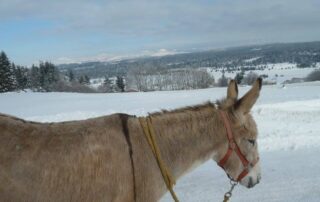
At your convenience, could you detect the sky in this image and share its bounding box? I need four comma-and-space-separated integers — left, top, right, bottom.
1, 0, 320, 66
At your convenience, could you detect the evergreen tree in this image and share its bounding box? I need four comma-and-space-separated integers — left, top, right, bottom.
0, 51, 15, 92
79, 75, 90, 85
116, 76, 125, 92
79, 76, 84, 84
235, 71, 244, 84
29, 65, 41, 90
39, 61, 59, 91
68, 70, 74, 82
14, 65, 28, 90
84, 75, 90, 85
10, 63, 18, 90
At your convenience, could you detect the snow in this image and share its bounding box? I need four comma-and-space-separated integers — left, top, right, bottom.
1, 82, 320, 201
244, 57, 261, 62
207, 63, 319, 84
90, 78, 104, 89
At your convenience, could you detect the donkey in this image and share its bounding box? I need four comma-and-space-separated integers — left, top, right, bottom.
0, 78, 262, 202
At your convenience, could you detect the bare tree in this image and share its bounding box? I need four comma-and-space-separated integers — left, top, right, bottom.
242, 72, 259, 85
217, 73, 228, 87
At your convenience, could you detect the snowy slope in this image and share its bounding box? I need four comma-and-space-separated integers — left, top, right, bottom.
207, 63, 320, 84
1, 82, 320, 201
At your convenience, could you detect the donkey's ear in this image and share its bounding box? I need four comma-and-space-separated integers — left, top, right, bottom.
235, 78, 262, 114
227, 79, 238, 102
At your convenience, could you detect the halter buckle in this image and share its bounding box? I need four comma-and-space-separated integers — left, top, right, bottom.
223, 180, 238, 202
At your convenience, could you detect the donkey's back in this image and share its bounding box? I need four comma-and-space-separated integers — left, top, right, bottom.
0, 113, 134, 202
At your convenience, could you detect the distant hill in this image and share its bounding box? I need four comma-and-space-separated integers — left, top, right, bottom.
58, 41, 320, 78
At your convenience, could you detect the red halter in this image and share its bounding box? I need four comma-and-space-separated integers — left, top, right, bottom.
218, 111, 259, 182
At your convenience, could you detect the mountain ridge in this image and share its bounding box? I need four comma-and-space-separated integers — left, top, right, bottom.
58, 41, 320, 78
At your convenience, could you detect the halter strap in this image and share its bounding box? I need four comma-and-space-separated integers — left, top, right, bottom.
218, 110, 258, 182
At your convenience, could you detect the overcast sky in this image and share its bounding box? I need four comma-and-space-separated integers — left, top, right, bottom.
1, 0, 320, 65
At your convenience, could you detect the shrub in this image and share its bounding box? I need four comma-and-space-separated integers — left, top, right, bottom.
305, 70, 320, 81
242, 72, 259, 85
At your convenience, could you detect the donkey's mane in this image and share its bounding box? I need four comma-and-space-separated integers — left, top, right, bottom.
148, 96, 236, 117
149, 101, 217, 117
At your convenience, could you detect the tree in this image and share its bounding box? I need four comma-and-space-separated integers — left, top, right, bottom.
79, 76, 84, 84
29, 65, 41, 90
235, 71, 244, 84
242, 72, 259, 85
126, 66, 147, 91
79, 75, 90, 85
84, 75, 90, 85
305, 70, 320, 81
217, 73, 228, 87
98, 76, 113, 93
14, 65, 28, 90
68, 70, 74, 82
10, 63, 18, 90
0, 51, 15, 92
116, 76, 125, 92
39, 61, 59, 91
193, 70, 215, 89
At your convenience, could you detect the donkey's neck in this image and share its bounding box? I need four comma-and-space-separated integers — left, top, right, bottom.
149, 103, 226, 180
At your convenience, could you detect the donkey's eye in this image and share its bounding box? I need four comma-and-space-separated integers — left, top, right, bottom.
247, 139, 256, 145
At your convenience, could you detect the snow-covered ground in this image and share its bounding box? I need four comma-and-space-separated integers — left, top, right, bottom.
1, 81, 320, 201
208, 63, 320, 84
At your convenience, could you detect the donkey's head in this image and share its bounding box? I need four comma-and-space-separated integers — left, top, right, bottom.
216, 78, 262, 188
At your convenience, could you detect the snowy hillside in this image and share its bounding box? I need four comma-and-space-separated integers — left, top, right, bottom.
208, 62, 320, 84
1, 82, 320, 201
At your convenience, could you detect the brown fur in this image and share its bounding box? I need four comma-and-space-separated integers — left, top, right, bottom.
0, 79, 262, 202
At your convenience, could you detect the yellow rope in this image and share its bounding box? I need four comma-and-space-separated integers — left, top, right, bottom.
139, 117, 179, 202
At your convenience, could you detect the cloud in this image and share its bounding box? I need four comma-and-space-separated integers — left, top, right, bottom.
2, 0, 320, 39
1, 0, 320, 64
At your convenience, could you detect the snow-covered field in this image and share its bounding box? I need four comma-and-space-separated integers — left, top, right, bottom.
1, 81, 320, 201
208, 63, 320, 84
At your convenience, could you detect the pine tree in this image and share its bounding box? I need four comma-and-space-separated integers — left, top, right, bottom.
68, 70, 74, 82
235, 71, 244, 84
84, 75, 90, 85
116, 76, 125, 92
29, 65, 41, 90
0, 51, 15, 92
10, 63, 18, 90
39, 61, 59, 91
78, 75, 90, 85
14, 65, 28, 90
79, 76, 85, 84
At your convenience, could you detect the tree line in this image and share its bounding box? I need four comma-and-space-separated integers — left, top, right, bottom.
0, 51, 94, 93
126, 68, 215, 91
58, 41, 320, 79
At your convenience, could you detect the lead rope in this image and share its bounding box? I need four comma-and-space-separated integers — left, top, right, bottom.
223, 180, 238, 202
139, 117, 179, 202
